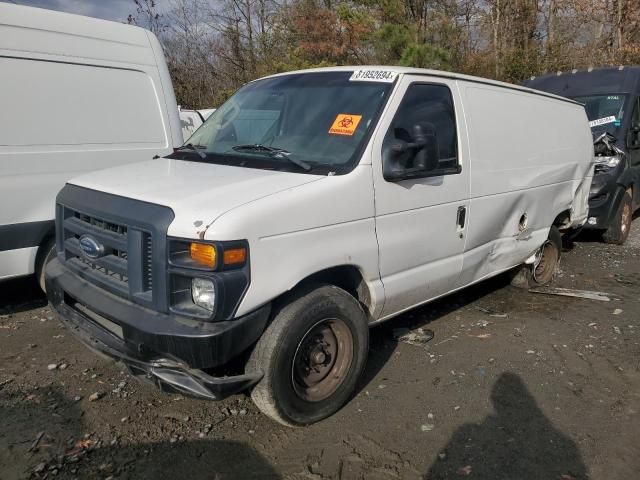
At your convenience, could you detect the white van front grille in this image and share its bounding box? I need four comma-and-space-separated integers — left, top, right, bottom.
61, 208, 153, 299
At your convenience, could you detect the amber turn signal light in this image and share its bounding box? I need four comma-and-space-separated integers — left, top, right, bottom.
223, 247, 247, 266
190, 243, 216, 268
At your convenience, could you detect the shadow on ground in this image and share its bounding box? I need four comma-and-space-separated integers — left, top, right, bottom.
424, 372, 588, 480
0, 386, 280, 479
0, 275, 47, 315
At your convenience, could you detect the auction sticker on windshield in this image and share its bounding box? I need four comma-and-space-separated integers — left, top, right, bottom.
589, 116, 617, 128
329, 114, 362, 136
349, 69, 398, 83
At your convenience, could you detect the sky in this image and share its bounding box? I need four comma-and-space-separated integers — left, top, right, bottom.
0, 0, 168, 23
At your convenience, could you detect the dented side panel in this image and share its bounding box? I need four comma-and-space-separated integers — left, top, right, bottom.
457, 82, 593, 287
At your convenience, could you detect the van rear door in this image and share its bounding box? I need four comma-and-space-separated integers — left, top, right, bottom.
371, 75, 470, 318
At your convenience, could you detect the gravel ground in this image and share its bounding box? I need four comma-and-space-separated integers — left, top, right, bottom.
1, 221, 639, 480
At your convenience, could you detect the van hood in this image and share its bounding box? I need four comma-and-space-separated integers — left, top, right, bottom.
68, 158, 324, 238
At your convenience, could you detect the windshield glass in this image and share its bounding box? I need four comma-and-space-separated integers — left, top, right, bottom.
573, 94, 627, 135
175, 72, 393, 174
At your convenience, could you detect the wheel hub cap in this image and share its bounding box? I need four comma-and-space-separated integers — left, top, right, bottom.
292, 318, 354, 402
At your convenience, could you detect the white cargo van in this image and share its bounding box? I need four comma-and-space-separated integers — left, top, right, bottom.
0, 3, 182, 290
46, 67, 593, 426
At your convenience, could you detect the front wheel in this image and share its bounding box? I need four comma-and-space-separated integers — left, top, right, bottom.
603, 191, 633, 245
246, 284, 369, 426
36, 238, 56, 293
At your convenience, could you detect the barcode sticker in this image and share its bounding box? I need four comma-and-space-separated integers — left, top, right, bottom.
349, 69, 398, 83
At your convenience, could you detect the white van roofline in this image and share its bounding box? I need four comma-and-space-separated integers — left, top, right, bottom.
260, 65, 581, 106
0, 3, 156, 66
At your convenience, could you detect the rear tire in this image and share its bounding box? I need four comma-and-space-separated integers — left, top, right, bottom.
246, 284, 369, 427
36, 238, 56, 293
603, 191, 632, 245
510, 226, 561, 289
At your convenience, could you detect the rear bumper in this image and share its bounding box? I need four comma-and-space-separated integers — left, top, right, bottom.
46, 258, 270, 400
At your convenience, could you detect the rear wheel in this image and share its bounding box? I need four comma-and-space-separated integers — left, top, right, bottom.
511, 226, 561, 289
246, 284, 369, 426
36, 238, 56, 293
603, 191, 633, 245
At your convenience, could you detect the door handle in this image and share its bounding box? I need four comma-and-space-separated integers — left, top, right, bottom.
456, 206, 467, 229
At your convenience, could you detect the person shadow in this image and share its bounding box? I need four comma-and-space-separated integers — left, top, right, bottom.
424, 372, 589, 480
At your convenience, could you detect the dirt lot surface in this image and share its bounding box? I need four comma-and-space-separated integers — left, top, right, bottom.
1, 223, 639, 480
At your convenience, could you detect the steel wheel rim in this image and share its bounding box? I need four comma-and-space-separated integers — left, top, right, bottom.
621, 203, 631, 234
292, 318, 354, 402
533, 240, 559, 284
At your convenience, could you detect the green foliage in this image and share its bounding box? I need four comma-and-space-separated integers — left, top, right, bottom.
272, 57, 337, 73
399, 43, 451, 70
374, 23, 412, 62
500, 49, 541, 84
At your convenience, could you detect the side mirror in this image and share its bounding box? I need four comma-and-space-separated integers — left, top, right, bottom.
383, 124, 440, 181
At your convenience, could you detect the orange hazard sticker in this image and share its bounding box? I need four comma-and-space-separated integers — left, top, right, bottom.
329, 114, 362, 136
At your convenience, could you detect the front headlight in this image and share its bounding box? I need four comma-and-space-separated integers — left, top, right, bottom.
594, 155, 621, 168
192, 278, 216, 311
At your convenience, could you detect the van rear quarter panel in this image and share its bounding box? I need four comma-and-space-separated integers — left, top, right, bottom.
458, 82, 593, 285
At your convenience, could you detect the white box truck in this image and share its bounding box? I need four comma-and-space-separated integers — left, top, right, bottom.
0, 3, 182, 290
46, 67, 593, 426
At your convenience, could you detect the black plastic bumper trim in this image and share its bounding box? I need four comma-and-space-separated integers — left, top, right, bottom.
585, 182, 626, 229
46, 258, 270, 370
54, 299, 263, 400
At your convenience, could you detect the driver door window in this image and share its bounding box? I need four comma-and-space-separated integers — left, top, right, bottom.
382, 83, 460, 180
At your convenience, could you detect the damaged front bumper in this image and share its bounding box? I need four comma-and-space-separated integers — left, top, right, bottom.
585, 173, 625, 229
46, 258, 269, 401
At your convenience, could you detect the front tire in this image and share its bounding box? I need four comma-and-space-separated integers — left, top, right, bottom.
603, 191, 632, 245
246, 284, 369, 427
36, 238, 56, 293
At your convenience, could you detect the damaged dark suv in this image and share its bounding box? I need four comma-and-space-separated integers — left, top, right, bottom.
524, 66, 640, 244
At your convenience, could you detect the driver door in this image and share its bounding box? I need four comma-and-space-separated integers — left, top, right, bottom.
372, 76, 470, 319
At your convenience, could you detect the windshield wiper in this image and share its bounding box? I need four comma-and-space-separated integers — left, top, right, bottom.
174, 143, 207, 159
231, 144, 312, 172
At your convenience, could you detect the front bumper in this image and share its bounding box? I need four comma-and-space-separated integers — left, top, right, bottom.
584, 174, 624, 230
46, 258, 270, 400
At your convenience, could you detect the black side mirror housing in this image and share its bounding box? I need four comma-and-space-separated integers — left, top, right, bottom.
383, 124, 440, 181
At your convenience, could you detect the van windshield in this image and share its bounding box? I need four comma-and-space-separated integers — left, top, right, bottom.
573, 94, 626, 135
173, 72, 393, 174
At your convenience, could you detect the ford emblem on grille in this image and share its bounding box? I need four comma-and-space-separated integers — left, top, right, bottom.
79, 234, 105, 259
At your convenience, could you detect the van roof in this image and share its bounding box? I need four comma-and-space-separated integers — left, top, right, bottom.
523, 66, 640, 97
261, 65, 581, 105
0, 3, 156, 66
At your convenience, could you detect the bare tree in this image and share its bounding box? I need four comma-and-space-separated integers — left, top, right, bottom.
127, 0, 165, 34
